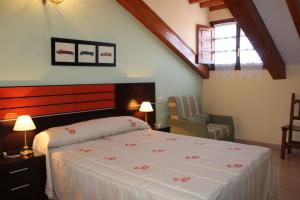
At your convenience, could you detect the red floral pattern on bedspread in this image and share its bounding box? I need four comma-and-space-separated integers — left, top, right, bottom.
104, 156, 117, 160
133, 165, 150, 171
166, 138, 177, 141
152, 149, 166, 153
65, 128, 76, 134
79, 148, 92, 152
103, 137, 113, 141
173, 177, 191, 183
128, 119, 136, 128
227, 163, 243, 168
229, 147, 241, 151
125, 143, 137, 147
185, 155, 200, 160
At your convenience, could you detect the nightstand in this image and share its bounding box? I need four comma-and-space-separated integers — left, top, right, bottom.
152, 126, 171, 132
0, 151, 46, 200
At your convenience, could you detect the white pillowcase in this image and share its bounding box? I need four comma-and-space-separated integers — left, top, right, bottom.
39, 116, 150, 147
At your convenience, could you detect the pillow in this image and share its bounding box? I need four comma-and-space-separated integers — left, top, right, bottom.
41, 116, 150, 147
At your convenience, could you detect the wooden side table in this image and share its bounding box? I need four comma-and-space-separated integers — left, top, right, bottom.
0, 151, 46, 200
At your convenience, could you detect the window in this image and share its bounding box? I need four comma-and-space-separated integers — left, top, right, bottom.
197, 25, 214, 64
197, 21, 263, 70
239, 29, 263, 69
214, 22, 237, 70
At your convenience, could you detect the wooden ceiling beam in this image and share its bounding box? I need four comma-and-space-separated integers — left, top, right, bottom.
189, 0, 208, 4
223, 0, 286, 79
286, 0, 300, 38
117, 0, 209, 79
200, 0, 224, 8
209, 4, 227, 11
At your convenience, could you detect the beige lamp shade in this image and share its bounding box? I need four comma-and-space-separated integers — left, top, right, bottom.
13, 115, 36, 131
139, 101, 153, 112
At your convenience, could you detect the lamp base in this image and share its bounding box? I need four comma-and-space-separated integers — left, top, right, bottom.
20, 146, 33, 158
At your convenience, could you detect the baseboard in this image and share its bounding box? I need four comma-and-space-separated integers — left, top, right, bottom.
235, 138, 281, 150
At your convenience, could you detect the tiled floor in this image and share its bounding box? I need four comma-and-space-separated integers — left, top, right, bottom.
272, 148, 300, 200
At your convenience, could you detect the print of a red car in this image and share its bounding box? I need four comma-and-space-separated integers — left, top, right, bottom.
100, 52, 112, 57
56, 49, 74, 55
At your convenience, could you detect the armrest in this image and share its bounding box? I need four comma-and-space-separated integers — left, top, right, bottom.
210, 114, 234, 141
169, 119, 209, 138
210, 114, 233, 125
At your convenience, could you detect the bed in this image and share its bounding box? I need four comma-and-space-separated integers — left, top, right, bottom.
33, 116, 278, 200
0, 83, 277, 199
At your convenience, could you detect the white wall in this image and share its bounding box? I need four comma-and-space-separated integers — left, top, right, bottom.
144, 0, 209, 52
203, 66, 300, 145
0, 0, 203, 127
253, 0, 300, 65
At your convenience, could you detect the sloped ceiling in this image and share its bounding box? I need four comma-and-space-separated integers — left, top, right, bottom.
253, 0, 300, 65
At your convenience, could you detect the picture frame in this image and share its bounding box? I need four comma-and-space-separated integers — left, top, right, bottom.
78, 44, 96, 64
52, 39, 76, 65
51, 37, 116, 67
98, 44, 116, 66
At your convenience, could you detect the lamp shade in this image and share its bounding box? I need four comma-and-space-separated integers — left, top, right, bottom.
13, 115, 36, 131
139, 101, 153, 112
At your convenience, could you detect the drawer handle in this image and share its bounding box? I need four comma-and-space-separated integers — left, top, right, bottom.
9, 168, 29, 174
10, 184, 30, 191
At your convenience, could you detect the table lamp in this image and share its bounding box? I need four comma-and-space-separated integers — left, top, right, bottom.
139, 101, 153, 123
13, 115, 36, 158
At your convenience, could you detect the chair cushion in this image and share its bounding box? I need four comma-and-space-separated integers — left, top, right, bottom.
207, 123, 231, 140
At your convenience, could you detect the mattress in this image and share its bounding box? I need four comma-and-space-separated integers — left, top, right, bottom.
48, 129, 277, 200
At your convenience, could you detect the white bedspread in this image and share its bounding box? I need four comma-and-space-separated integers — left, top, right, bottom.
41, 130, 277, 200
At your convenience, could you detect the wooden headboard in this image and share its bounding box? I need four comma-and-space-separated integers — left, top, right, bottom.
0, 84, 116, 120
0, 83, 155, 151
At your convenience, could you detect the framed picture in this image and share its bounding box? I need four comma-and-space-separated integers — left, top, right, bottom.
78, 44, 96, 64
51, 37, 116, 67
52, 39, 75, 65
98, 44, 116, 66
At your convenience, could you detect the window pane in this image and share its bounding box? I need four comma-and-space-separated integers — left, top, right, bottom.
240, 50, 262, 64
201, 41, 212, 51
240, 29, 246, 36
240, 36, 254, 50
214, 22, 236, 38
201, 29, 212, 40
215, 52, 236, 65
215, 38, 236, 51
214, 22, 237, 69
240, 28, 263, 69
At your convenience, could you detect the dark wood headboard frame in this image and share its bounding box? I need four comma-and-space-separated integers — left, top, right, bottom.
0, 83, 155, 152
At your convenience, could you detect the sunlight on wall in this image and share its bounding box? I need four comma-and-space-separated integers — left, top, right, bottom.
144, 0, 209, 52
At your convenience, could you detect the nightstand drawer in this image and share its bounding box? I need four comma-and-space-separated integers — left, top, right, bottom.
0, 158, 32, 175
6, 173, 32, 191
4, 183, 35, 200
0, 153, 46, 200
1, 162, 33, 189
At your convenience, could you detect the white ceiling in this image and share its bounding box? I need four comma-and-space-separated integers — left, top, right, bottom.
253, 0, 300, 65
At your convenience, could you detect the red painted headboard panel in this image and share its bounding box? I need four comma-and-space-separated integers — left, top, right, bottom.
0, 84, 115, 120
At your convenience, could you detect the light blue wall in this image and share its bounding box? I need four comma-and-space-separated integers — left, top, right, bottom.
0, 0, 202, 126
